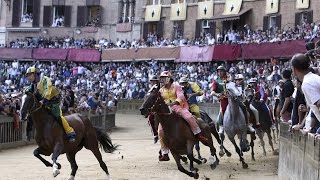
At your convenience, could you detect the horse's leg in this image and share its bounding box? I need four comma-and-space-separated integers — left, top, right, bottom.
52, 143, 63, 177
33, 147, 61, 168
210, 124, 230, 157
194, 142, 202, 160
250, 133, 255, 161
66, 152, 78, 180
267, 130, 275, 153
90, 147, 111, 180
229, 136, 248, 169
172, 152, 199, 179
257, 129, 266, 156
208, 139, 220, 170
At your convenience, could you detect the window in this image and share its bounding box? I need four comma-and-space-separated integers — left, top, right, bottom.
171, 0, 185, 3
77, 6, 101, 27
173, 21, 184, 38
146, 0, 162, 5
21, 0, 33, 23
52, 6, 65, 27
269, 16, 277, 29
202, 20, 209, 28
118, 0, 136, 23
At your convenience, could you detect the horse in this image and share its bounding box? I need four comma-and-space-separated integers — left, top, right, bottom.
19, 92, 117, 180
194, 110, 232, 160
221, 82, 250, 168
139, 85, 219, 179
244, 87, 276, 156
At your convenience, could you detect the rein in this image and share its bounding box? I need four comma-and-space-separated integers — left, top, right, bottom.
149, 93, 172, 115
28, 93, 43, 114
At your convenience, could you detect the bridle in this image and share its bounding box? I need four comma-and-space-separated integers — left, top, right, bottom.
26, 93, 42, 114
148, 92, 172, 115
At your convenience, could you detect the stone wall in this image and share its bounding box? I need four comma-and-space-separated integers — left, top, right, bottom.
278, 122, 320, 180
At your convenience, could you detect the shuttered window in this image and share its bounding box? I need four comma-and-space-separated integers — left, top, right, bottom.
156, 21, 164, 39
263, 16, 269, 31
208, 21, 216, 37
77, 6, 88, 27
64, 6, 72, 27
195, 20, 201, 38
32, 0, 40, 27
275, 15, 281, 30
43, 6, 53, 27
52, 0, 65, 6
12, 0, 21, 27
143, 23, 148, 40
86, 0, 100, 6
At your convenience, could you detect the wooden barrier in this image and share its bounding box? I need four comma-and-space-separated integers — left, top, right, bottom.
117, 99, 220, 119
278, 122, 320, 180
0, 110, 116, 150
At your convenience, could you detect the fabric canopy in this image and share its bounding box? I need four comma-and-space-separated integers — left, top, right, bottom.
0, 48, 32, 59
67, 49, 100, 62
101, 47, 180, 61
212, 9, 251, 21
212, 44, 241, 61
33, 48, 68, 60
241, 40, 307, 60
177, 46, 214, 62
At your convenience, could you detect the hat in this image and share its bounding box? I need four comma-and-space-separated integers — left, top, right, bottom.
235, 74, 244, 80
249, 78, 257, 83
217, 65, 226, 71
179, 77, 189, 83
149, 75, 159, 81
160, 71, 172, 77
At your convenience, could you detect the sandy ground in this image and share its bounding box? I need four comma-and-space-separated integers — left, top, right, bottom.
0, 114, 279, 180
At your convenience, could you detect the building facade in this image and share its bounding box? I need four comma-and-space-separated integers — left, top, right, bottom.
0, 0, 319, 44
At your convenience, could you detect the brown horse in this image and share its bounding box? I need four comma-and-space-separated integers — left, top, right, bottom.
139, 85, 219, 179
19, 92, 117, 180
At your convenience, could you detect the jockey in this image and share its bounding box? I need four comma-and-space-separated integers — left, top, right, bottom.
25, 67, 76, 142
179, 76, 203, 118
157, 71, 209, 161
211, 65, 228, 134
248, 78, 268, 110
234, 74, 258, 132
148, 75, 159, 144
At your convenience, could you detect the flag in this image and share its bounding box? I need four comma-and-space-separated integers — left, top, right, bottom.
170, 3, 187, 21
197, 1, 214, 19
265, 0, 279, 14
145, 5, 162, 22
296, 0, 309, 9
222, 0, 242, 15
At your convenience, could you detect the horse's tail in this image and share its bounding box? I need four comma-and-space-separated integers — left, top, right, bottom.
94, 127, 118, 153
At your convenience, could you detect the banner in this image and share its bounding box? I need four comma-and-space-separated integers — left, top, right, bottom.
0, 48, 32, 60
145, 5, 162, 22
197, 1, 214, 19
296, 0, 309, 9
170, 3, 187, 21
177, 46, 214, 62
265, 0, 279, 14
116, 23, 132, 32
212, 44, 241, 61
241, 40, 307, 60
67, 49, 100, 62
102, 47, 180, 61
222, 0, 242, 15
33, 48, 68, 60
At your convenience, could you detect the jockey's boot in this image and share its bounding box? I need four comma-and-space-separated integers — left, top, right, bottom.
154, 135, 158, 144
247, 124, 255, 133
218, 126, 224, 134
195, 133, 209, 146
159, 153, 170, 161
67, 132, 76, 142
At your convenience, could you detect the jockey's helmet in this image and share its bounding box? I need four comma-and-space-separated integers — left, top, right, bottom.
235, 74, 244, 80
149, 75, 159, 82
179, 77, 189, 84
249, 78, 257, 83
26, 67, 38, 75
160, 71, 172, 85
217, 65, 226, 71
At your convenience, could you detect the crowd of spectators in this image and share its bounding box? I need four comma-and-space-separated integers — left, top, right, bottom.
2, 20, 319, 49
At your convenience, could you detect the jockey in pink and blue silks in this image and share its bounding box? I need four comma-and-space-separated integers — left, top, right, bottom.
157, 71, 209, 161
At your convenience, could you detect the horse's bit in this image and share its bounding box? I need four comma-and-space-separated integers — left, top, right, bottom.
27, 93, 42, 114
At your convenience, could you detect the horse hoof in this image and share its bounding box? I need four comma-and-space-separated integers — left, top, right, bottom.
201, 158, 207, 164
107, 175, 112, 180
193, 172, 199, 179
263, 152, 267, 156
242, 163, 248, 169
67, 175, 75, 180
219, 151, 225, 157
226, 152, 232, 157
191, 168, 199, 173
181, 156, 188, 163
56, 163, 62, 169
53, 169, 60, 177
252, 157, 256, 161
210, 163, 217, 170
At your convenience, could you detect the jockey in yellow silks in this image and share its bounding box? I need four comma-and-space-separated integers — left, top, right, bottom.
157, 71, 208, 161
179, 77, 203, 118
25, 67, 76, 142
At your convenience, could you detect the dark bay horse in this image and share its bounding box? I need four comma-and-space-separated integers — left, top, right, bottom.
19, 92, 117, 180
139, 86, 219, 179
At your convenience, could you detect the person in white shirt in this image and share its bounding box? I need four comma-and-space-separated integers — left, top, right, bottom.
291, 53, 320, 122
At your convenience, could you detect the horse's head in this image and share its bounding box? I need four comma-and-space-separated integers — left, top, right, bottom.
244, 85, 255, 103
19, 92, 39, 121
139, 83, 165, 117
225, 82, 242, 100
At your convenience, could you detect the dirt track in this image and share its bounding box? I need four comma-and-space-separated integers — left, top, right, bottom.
0, 114, 279, 180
